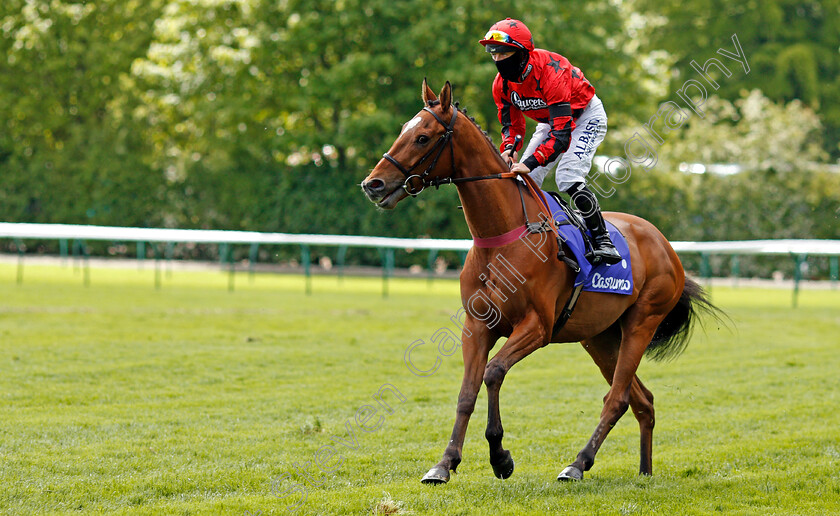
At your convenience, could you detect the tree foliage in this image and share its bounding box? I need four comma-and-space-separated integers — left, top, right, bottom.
604, 90, 839, 242
635, 0, 840, 157
0, 0, 837, 262
0, 0, 166, 225
128, 0, 654, 236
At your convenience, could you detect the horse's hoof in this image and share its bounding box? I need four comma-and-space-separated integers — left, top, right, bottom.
491, 450, 515, 479
421, 466, 450, 485
557, 465, 583, 481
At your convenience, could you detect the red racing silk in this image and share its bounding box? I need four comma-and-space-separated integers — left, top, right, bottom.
492, 49, 595, 170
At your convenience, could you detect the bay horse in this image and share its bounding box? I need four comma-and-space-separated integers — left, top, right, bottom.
361, 80, 720, 483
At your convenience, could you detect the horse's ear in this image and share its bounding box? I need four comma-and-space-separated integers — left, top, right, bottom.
422, 77, 437, 104
439, 81, 452, 113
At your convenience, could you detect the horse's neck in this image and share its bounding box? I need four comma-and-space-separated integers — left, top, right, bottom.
456, 161, 527, 239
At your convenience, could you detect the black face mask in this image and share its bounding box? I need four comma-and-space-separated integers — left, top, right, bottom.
495, 51, 527, 82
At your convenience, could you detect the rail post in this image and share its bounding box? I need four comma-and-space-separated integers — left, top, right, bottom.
152, 243, 162, 290
227, 244, 236, 292
165, 242, 175, 279
381, 248, 395, 298
300, 244, 311, 295
731, 255, 740, 288
336, 245, 348, 284
136, 241, 146, 269
14, 238, 24, 285
248, 243, 259, 282
427, 249, 439, 286
72, 239, 90, 286
700, 252, 711, 287
59, 238, 68, 265
792, 253, 807, 308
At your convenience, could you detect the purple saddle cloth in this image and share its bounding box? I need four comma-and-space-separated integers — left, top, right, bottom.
541, 190, 634, 295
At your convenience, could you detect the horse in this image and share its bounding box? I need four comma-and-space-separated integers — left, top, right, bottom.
361, 79, 721, 484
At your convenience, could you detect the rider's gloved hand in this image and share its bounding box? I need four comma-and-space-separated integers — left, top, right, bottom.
501, 148, 518, 167
502, 135, 523, 168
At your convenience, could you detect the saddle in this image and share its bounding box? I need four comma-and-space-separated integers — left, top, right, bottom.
542, 191, 596, 264
537, 188, 634, 296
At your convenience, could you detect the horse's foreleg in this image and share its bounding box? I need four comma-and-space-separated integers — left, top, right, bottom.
483, 311, 547, 479
421, 323, 492, 484
559, 317, 661, 481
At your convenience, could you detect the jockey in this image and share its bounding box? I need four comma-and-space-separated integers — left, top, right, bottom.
480, 18, 622, 265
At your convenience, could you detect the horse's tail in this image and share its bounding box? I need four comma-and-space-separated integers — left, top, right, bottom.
644, 277, 726, 362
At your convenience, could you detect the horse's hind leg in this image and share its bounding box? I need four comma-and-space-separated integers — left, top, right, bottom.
577, 325, 656, 476
581, 330, 655, 475
633, 377, 655, 475
557, 318, 659, 480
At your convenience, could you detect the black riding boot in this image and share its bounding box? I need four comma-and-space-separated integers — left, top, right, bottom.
583, 207, 622, 265
567, 183, 622, 265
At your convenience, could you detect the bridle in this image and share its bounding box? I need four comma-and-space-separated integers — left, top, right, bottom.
382, 104, 527, 196
382, 103, 459, 196
381, 104, 569, 259
380, 100, 584, 331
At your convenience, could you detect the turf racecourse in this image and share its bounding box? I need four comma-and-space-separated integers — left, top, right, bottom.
1, 263, 839, 515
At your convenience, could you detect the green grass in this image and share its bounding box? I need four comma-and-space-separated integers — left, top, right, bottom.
1, 263, 839, 515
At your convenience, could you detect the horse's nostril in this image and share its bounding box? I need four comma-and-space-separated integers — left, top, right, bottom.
366, 179, 386, 192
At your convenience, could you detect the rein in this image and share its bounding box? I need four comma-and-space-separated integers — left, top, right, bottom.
383, 104, 520, 194
384, 101, 583, 333
382, 103, 566, 254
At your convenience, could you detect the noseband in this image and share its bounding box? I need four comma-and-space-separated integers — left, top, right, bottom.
382, 104, 458, 196
379, 103, 573, 271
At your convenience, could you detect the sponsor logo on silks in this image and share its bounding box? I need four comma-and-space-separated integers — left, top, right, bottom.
590, 272, 632, 291
511, 91, 547, 111
574, 118, 601, 159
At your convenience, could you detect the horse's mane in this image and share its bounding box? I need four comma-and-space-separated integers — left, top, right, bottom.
426, 99, 505, 164
424, 99, 493, 145
455, 102, 494, 144
422, 96, 508, 171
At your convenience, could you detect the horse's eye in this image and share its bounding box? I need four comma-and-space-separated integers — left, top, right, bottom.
416, 135, 430, 145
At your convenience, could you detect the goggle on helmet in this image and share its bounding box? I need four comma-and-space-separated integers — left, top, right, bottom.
479, 18, 534, 54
